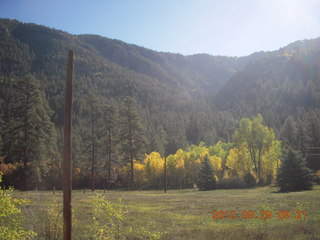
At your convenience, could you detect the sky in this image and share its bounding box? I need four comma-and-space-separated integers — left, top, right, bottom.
1, 0, 320, 56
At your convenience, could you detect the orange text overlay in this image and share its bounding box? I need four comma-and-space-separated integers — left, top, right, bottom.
211, 210, 307, 220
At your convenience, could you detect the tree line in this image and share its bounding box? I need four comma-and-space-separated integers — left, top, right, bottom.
1, 74, 317, 192
0, 74, 320, 190
0, 74, 148, 190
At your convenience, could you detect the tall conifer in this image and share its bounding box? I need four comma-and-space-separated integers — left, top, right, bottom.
277, 147, 314, 192
7, 74, 58, 189
197, 155, 216, 191
120, 96, 147, 190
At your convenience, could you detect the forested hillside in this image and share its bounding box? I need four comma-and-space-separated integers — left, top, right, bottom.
0, 18, 319, 190
214, 38, 320, 120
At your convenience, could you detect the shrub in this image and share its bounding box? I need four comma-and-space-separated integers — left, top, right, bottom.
89, 194, 127, 240
88, 194, 161, 240
243, 172, 257, 187
0, 172, 37, 240
43, 198, 63, 240
314, 170, 320, 184
216, 177, 247, 189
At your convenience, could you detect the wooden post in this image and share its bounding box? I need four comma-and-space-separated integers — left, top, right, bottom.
63, 50, 73, 240
164, 156, 167, 194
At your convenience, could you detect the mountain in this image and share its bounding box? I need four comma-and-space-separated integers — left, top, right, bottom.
213, 38, 320, 122
1, 18, 320, 190
1, 18, 320, 148
0, 18, 248, 152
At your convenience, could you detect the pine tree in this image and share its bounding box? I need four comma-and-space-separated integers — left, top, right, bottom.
186, 114, 201, 145
295, 119, 310, 153
83, 94, 103, 191
280, 116, 298, 149
120, 96, 147, 190
197, 155, 216, 191
306, 112, 320, 170
5, 74, 58, 190
101, 103, 119, 189
277, 147, 314, 192
0, 76, 17, 164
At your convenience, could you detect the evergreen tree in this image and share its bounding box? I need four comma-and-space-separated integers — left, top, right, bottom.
277, 147, 314, 192
4, 74, 58, 190
83, 94, 103, 191
197, 155, 216, 191
186, 114, 201, 145
280, 116, 298, 149
306, 112, 320, 170
0, 76, 15, 124
101, 103, 119, 189
120, 96, 147, 190
148, 124, 168, 156
0, 76, 17, 164
295, 118, 310, 153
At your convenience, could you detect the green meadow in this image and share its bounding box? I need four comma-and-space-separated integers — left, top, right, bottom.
14, 186, 320, 240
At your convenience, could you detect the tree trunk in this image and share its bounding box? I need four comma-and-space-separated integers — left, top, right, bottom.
257, 149, 262, 182
22, 82, 30, 191
249, 148, 258, 176
108, 125, 112, 189
129, 118, 134, 191
91, 105, 95, 192
164, 156, 167, 193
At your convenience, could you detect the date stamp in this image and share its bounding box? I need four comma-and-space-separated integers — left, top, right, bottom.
211, 210, 307, 220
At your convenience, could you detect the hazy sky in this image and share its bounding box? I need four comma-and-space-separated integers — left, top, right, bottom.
1, 0, 320, 56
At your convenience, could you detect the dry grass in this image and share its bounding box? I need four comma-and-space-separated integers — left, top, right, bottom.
14, 185, 320, 240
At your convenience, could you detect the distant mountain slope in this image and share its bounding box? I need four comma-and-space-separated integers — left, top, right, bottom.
0, 18, 247, 101
0, 18, 248, 149
213, 38, 320, 119
78, 34, 247, 95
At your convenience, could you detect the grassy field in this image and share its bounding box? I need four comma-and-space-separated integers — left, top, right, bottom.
14, 186, 320, 240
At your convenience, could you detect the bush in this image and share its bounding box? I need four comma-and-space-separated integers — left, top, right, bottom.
88, 194, 161, 240
244, 172, 257, 187
216, 177, 247, 189
89, 194, 127, 240
43, 198, 63, 240
0, 172, 37, 240
314, 170, 320, 184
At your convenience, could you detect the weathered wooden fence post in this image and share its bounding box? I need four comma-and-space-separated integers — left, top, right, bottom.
63, 50, 73, 240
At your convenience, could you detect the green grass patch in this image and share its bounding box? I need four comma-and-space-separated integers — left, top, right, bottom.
13, 186, 320, 240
